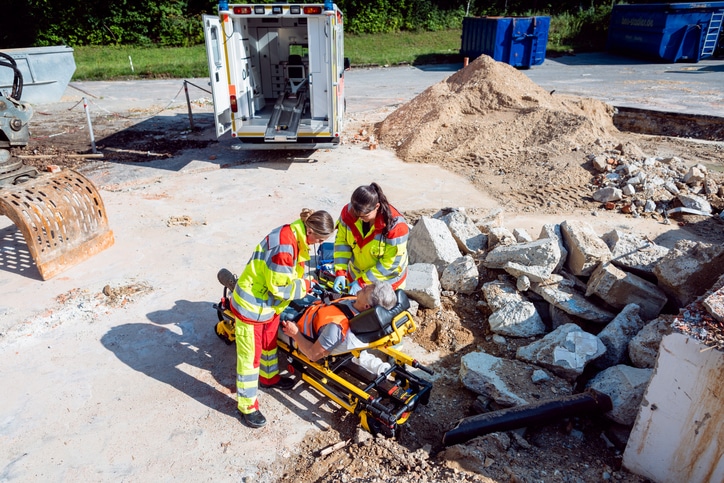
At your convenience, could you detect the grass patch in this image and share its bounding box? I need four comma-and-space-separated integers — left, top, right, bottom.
345, 29, 462, 66
73, 45, 208, 80
71, 8, 610, 81
72, 31, 464, 80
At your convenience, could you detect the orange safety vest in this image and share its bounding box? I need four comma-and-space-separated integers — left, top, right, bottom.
297, 297, 355, 342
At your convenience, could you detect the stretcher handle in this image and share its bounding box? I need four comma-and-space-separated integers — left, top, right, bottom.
412, 360, 434, 375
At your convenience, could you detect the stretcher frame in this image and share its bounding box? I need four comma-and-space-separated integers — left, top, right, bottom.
214, 287, 433, 437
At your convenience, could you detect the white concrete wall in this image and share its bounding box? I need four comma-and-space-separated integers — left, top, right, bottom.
623, 332, 724, 483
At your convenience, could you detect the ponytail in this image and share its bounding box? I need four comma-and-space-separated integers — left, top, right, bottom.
301, 209, 334, 237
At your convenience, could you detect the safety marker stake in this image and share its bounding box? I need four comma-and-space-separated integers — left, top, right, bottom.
82, 97, 97, 154
184, 80, 195, 130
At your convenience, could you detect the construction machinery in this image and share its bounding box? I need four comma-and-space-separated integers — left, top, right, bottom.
0, 51, 113, 280
213, 266, 434, 437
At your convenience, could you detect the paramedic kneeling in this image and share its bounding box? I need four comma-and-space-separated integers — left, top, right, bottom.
281, 282, 397, 361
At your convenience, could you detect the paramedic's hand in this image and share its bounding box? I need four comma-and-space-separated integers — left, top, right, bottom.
348, 280, 363, 295
333, 276, 347, 293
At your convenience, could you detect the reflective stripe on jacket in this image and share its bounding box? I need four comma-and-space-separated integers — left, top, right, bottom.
334, 203, 408, 289
231, 219, 310, 322
297, 297, 355, 342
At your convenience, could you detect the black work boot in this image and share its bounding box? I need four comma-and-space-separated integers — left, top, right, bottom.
241, 410, 267, 428
260, 376, 296, 391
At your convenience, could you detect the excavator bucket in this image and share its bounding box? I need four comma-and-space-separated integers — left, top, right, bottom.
0, 169, 114, 280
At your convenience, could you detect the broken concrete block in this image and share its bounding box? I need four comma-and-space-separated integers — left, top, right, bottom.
628, 316, 674, 368
593, 187, 623, 203
539, 224, 568, 273
483, 237, 562, 283
482, 278, 522, 311
487, 227, 516, 249
488, 300, 546, 338
516, 275, 530, 292
702, 285, 724, 323
441, 255, 479, 295
586, 364, 652, 426
602, 229, 669, 278
623, 333, 724, 483
531, 275, 615, 324
592, 304, 645, 370
683, 164, 706, 185
460, 351, 570, 408
704, 178, 718, 196
586, 263, 667, 320
404, 263, 441, 309
560, 220, 611, 277
408, 216, 462, 276
440, 210, 487, 255
677, 192, 712, 214
653, 239, 724, 308
592, 155, 608, 172
474, 208, 504, 234
516, 323, 606, 381
513, 228, 533, 243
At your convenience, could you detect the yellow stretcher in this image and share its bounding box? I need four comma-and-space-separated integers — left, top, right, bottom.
213, 271, 433, 437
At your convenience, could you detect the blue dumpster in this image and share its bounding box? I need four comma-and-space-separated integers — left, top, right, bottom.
460, 16, 550, 68
607, 2, 724, 63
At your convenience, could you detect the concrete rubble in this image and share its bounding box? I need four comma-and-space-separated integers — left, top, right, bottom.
404, 206, 724, 453
587, 148, 724, 220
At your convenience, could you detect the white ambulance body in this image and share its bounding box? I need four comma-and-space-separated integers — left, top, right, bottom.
203, 3, 346, 149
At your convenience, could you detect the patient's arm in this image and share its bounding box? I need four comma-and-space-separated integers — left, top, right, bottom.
282, 320, 330, 362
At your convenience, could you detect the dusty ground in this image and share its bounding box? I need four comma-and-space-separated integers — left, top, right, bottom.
4, 58, 724, 482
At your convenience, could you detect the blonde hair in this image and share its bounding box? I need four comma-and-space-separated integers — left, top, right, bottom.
300, 209, 334, 237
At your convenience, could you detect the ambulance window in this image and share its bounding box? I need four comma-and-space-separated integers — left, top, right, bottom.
289, 45, 308, 59
210, 26, 222, 68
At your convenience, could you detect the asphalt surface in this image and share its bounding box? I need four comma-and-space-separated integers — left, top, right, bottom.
54, 52, 724, 126
345, 52, 724, 118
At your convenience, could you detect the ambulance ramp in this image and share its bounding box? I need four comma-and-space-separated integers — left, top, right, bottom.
264, 90, 308, 142
0, 169, 114, 280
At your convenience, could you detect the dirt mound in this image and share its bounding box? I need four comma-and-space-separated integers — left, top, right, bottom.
375, 55, 619, 168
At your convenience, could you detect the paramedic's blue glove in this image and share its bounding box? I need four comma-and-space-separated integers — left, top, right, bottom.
333, 276, 347, 293
348, 280, 362, 295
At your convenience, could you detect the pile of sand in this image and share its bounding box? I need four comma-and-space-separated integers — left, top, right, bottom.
375, 55, 619, 169
372, 55, 628, 213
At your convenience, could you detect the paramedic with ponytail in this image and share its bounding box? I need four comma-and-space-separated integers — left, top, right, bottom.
228, 208, 334, 428
333, 183, 409, 295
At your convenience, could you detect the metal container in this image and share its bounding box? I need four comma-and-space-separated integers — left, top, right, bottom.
607, 2, 724, 63
460, 16, 550, 68
0, 46, 76, 103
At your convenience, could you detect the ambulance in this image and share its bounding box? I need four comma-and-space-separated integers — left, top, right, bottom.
203, 2, 347, 149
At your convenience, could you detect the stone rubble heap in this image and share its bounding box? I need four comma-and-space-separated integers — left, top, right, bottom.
587, 145, 724, 219
404, 207, 724, 432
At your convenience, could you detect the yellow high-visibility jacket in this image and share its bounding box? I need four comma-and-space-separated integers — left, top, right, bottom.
334, 203, 408, 289
231, 219, 310, 322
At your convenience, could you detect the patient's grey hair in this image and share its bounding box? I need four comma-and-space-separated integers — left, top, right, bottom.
368, 281, 397, 310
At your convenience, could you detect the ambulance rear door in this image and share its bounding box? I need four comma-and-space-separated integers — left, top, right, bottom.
203, 14, 232, 138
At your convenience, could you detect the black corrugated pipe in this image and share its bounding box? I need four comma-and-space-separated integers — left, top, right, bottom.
442, 388, 613, 447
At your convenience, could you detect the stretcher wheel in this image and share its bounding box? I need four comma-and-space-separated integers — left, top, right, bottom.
367, 417, 399, 439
